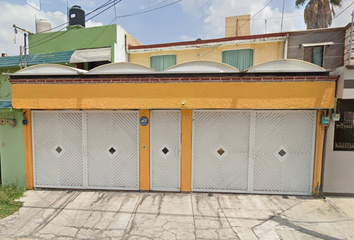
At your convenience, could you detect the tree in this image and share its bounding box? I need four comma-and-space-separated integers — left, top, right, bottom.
296, 0, 342, 29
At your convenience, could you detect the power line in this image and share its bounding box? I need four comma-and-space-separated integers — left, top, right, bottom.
334, 0, 354, 19
197, 0, 274, 59
36, 0, 120, 33
30, 0, 182, 49
30, 0, 123, 48
114, 0, 183, 19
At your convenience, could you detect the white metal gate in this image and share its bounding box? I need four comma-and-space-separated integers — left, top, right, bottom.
32, 111, 84, 188
151, 110, 181, 191
86, 112, 139, 190
192, 111, 251, 192
253, 111, 316, 194
32, 111, 139, 190
192, 110, 316, 195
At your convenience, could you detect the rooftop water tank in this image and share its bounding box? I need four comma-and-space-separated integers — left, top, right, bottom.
36, 19, 52, 33
69, 5, 85, 27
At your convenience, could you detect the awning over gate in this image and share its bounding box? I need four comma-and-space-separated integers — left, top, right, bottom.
69, 47, 111, 63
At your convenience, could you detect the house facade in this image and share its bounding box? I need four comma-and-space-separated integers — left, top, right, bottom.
9, 59, 336, 195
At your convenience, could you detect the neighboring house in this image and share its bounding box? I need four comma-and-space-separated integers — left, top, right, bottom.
289, 24, 354, 195
0, 5, 141, 187
286, 26, 347, 69
9, 60, 336, 195
323, 66, 354, 195
128, 33, 287, 71
128, 14, 287, 71
29, 24, 141, 70
0, 58, 26, 188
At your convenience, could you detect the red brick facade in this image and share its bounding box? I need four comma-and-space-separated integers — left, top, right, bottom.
10, 75, 339, 84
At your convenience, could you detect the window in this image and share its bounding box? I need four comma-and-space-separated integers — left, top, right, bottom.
150, 55, 176, 71
303, 46, 323, 67
334, 99, 354, 151
222, 49, 254, 71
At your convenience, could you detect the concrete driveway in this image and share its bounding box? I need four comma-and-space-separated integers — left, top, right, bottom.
0, 190, 353, 240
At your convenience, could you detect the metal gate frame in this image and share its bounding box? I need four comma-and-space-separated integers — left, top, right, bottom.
150, 110, 181, 191
191, 110, 317, 195
32, 110, 140, 190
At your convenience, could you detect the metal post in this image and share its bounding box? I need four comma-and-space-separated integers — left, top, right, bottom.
348, 11, 354, 65
281, 0, 285, 32
19, 46, 23, 69
24, 33, 27, 68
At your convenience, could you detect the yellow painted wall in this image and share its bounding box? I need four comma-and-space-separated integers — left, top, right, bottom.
129, 42, 284, 68
313, 110, 326, 195
181, 109, 192, 192
12, 82, 335, 110
139, 110, 150, 191
23, 109, 34, 190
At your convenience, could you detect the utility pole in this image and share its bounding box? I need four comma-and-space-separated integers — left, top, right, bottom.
13, 24, 33, 68
280, 0, 285, 32
348, 11, 354, 65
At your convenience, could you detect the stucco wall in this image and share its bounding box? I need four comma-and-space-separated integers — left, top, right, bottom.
29, 25, 118, 54
0, 110, 26, 188
11, 81, 335, 110
129, 42, 284, 68
323, 122, 354, 194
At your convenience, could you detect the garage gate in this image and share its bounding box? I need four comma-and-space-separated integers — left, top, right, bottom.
32, 111, 139, 190
192, 110, 316, 195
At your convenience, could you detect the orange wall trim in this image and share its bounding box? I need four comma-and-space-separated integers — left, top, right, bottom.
181, 109, 192, 192
312, 110, 326, 195
12, 82, 335, 110
139, 110, 150, 191
23, 109, 34, 190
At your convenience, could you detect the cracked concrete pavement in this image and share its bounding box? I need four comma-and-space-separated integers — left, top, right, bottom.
0, 190, 353, 239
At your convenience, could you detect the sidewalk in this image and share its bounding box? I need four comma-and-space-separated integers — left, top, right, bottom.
0, 190, 353, 239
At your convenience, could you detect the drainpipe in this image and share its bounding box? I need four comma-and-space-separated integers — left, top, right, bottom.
284, 34, 289, 59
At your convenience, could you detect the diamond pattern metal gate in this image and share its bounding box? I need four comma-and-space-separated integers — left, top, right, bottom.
253, 111, 316, 194
32, 111, 139, 190
192, 110, 316, 195
32, 111, 84, 188
151, 110, 181, 191
192, 110, 251, 192
86, 112, 139, 190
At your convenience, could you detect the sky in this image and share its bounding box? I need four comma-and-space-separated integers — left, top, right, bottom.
0, 0, 353, 56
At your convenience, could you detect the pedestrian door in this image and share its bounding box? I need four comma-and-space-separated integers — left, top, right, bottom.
150, 110, 181, 191
32, 111, 139, 190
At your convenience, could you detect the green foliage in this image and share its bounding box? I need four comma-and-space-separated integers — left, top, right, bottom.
296, 0, 308, 7
295, 0, 343, 29
0, 185, 25, 219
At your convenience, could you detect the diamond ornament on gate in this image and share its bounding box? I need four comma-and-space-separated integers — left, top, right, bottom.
105, 145, 119, 159
273, 145, 289, 162
162, 147, 169, 155
213, 144, 229, 160
52, 145, 66, 157
158, 145, 171, 159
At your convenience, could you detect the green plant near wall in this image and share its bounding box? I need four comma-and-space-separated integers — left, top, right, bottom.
0, 185, 25, 219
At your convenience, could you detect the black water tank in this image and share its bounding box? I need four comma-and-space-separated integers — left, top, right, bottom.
69, 5, 85, 27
